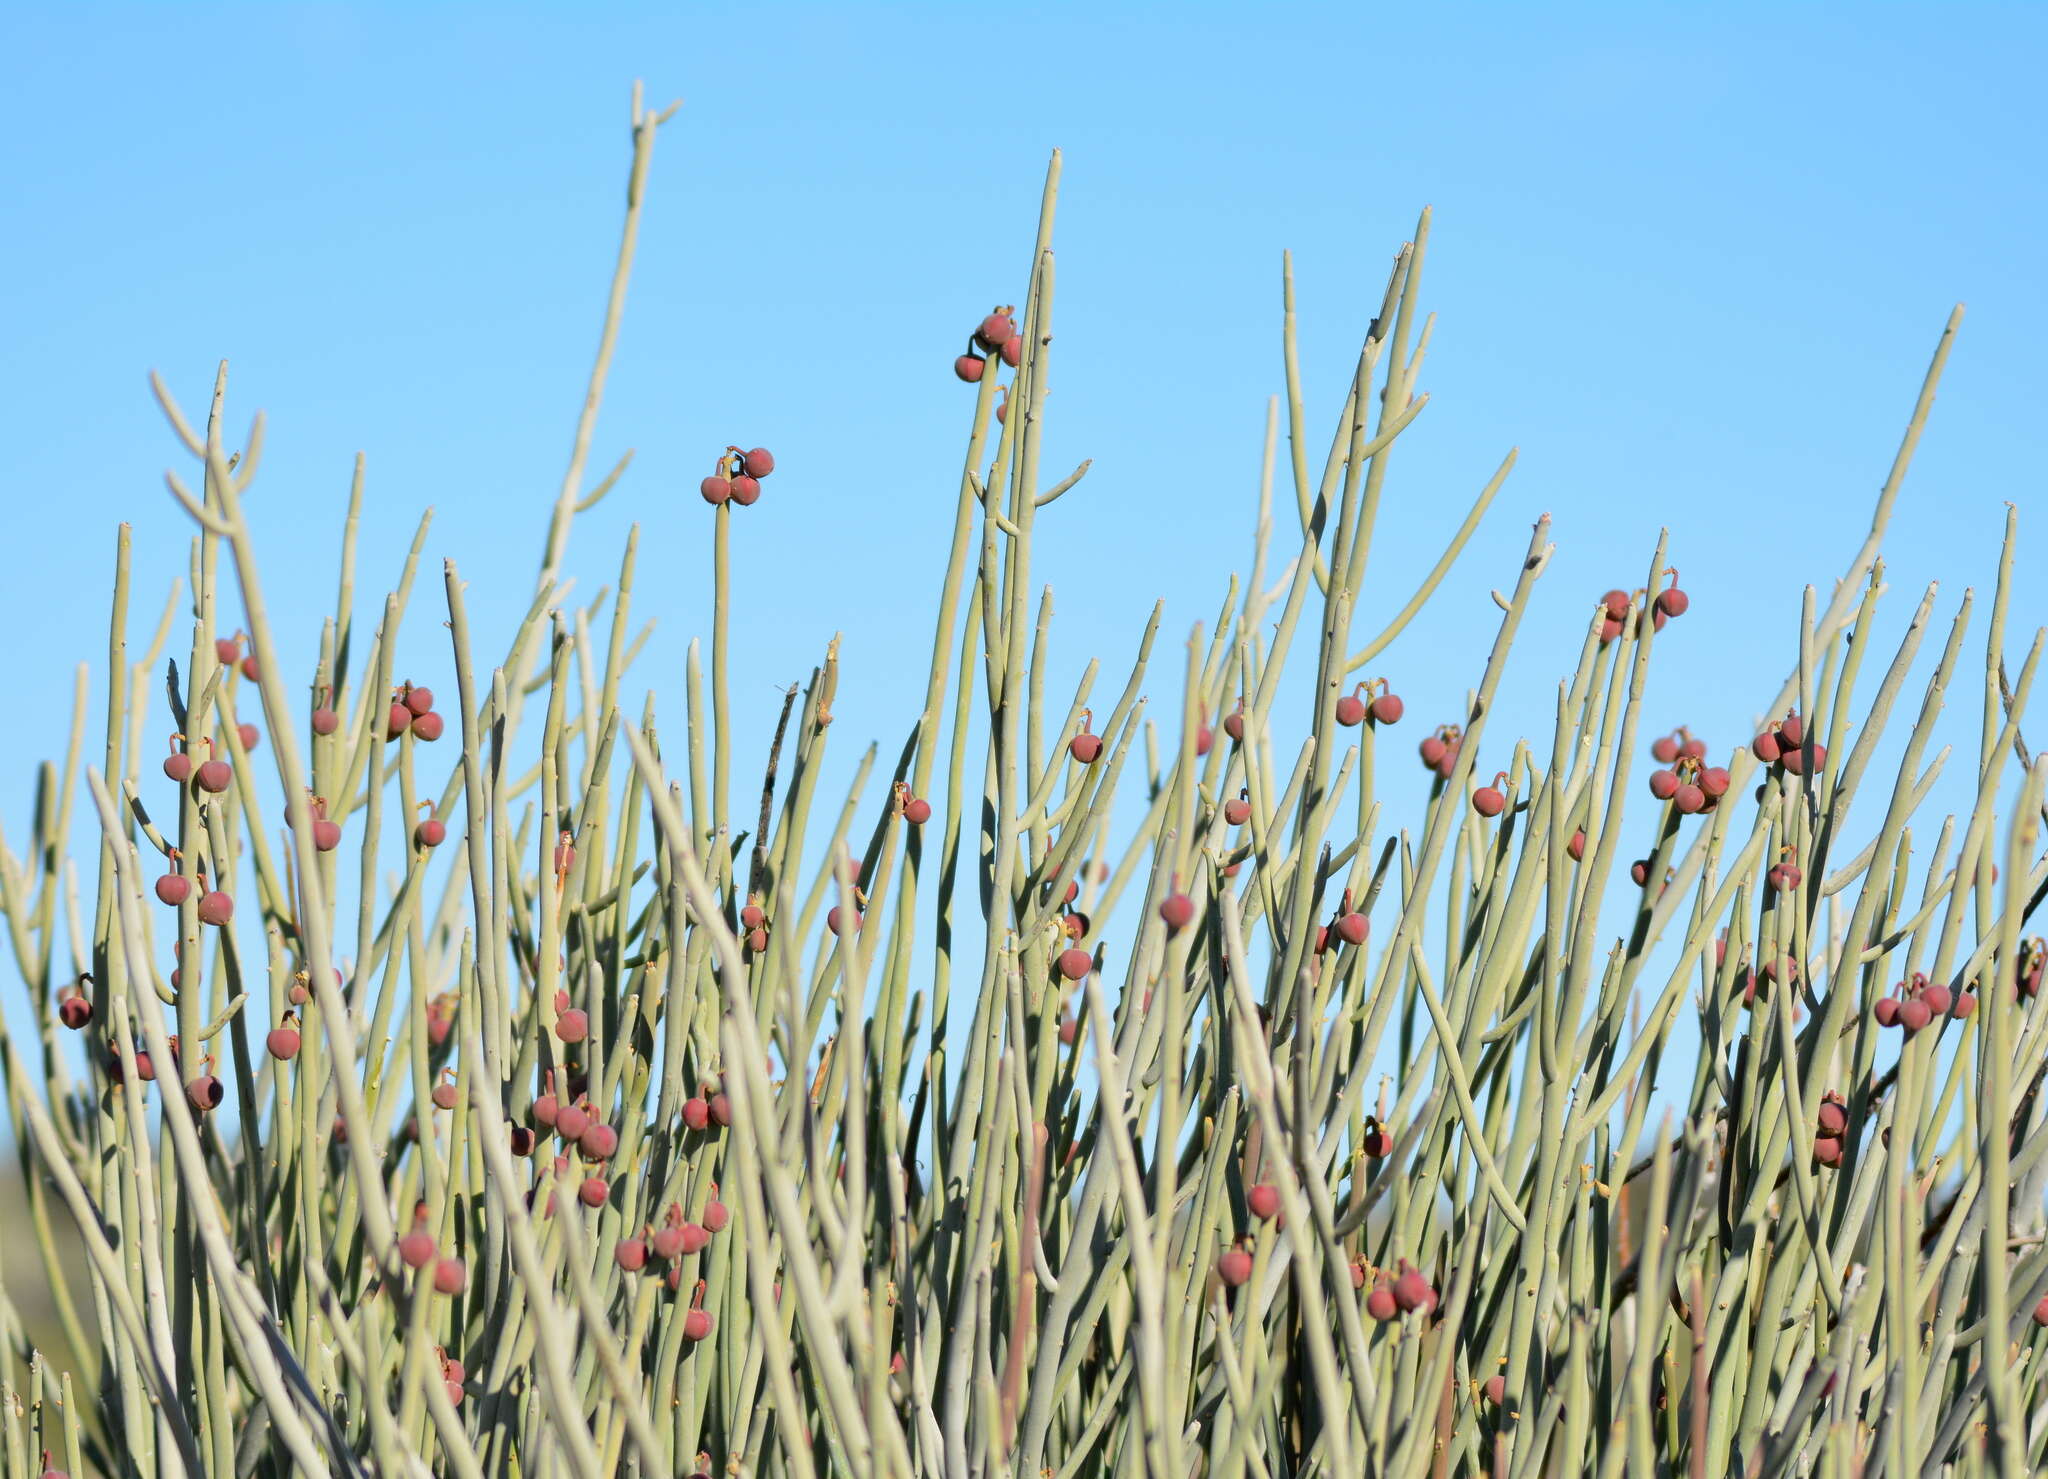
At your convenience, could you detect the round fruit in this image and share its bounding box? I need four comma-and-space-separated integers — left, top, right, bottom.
399, 1231, 437, 1268
433, 1258, 466, 1295
58, 996, 92, 1030
155, 874, 192, 906
267, 1027, 301, 1060
311, 707, 340, 736
1649, 770, 1679, 800
1370, 693, 1404, 725
1217, 1250, 1253, 1287
1159, 893, 1195, 932
729, 475, 761, 505
954, 355, 987, 384
700, 476, 732, 505
1056, 947, 1092, 981
616, 1238, 649, 1272
186, 1075, 223, 1112
555, 1008, 588, 1043
416, 819, 447, 848
1472, 787, 1505, 817
579, 1177, 609, 1208
196, 891, 234, 926
1366, 1285, 1399, 1320
1335, 692, 1366, 727
683, 1309, 713, 1341
1335, 912, 1368, 946
1874, 997, 1901, 1027
1247, 1184, 1281, 1221
976, 312, 1015, 350
743, 448, 775, 478
411, 711, 445, 742
196, 759, 232, 793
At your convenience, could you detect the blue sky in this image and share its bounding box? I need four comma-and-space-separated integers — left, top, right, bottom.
4, 6, 2045, 1113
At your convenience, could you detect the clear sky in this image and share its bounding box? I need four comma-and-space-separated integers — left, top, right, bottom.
4, 6, 2045, 1107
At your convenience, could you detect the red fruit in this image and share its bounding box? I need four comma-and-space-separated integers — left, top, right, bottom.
1059, 1016, 1079, 1044
709, 1093, 732, 1126
703, 1199, 729, 1232
827, 905, 862, 936
683, 1309, 713, 1341
1601, 590, 1630, 621
555, 1102, 591, 1140
1953, 991, 1978, 1019
1699, 766, 1731, 797
580, 1123, 619, 1159
1224, 796, 1251, 826
652, 1225, 685, 1260
1921, 983, 1954, 1016
164, 752, 193, 783
1778, 715, 1805, 748
130, 1049, 156, 1082
954, 355, 987, 383
1335, 694, 1366, 727
679, 1222, 710, 1254
1674, 784, 1705, 814
510, 1125, 536, 1156
555, 1008, 588, 1043
1753, 731, 1782, 763
215, 636, 241, 664
1680, 736, 1708, 761
1159, 893, 1195, 933
1217, 1250, 1253, 1287
313, 820, 342, 852
579, 1177, 609, 1208
1349, 1260, 1367, 1291
1483, 1375, 1507, 1407
399, 1231, 437, 1268
1566, 830, 1587, 862
1656, 588, 1689, 618
1247, 1184, 1281, 1221
1313, 925, 1331, 955
382, 703, 409, 739
902, 797, 932, 825
1472, 787, 1506, 817
1056, 947, 1092, 981
432, 1083, 458, 1111
311, 707, 340, 735
1419, 735, 1447, 769
616, 1237, 649, 1272
700, 476, 733, 505
415, 819, 447, 848
1391, 1269, 1433, 1312
58, 994, 91, 1030
665, 1266, 681, 1291
433, 1258, 466, 1295
1812, 1136, 1843, 1167
743, 448, 775, 478
196, 759, 232, 793
1195, 724, 1215, 756
237, 722, 260, 752
1630, 860, 1652, 887
683, 1097, 712, 1131
1899, 998, 1932, 1033
1648, 770, 1679, 801
1000, 336, 1023, 368
266, 1027, 300, 1060
975, 312, 1015, 350
741, 902, 765, 929
411, 711, 445, 742
1223, 707, 1246, 741
531, 1096, 561, 1132
729, 475, 762, 505
1361, 1122, 1392, 1158
1366, 1285, 1399, 1321
403, 686, 434, 716
2034, 1295, 2048, 1328
1874, 996, 1901, 1027
1817, 1101, 1848, 1137
196, 891, 234, 926
1069, 729, 1103, 764
1437, 745, 1461, 780
748, 926, 769, 952
1651, 735, 1680, 764
155, 874, 192, 906
186, 1075, 222, 1112
1767, 864, 1801, 892
1370, 693, 1404, 725
1335, 911, 1369, 946
1600, 617, 1623, 643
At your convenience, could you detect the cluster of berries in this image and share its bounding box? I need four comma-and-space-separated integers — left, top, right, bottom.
615, 1198, 730, 1307
1362, 1260, 1439, 1321
1753, 711, 1825, 774
954, 307, 1026, 382
700, 445, 777, 507
1417, 725, 1461, 780
396, 1202, 469, 1295
151, 849, 233, 926
385, 680, 446, 744
1646, 728, 1732, 815
1595, 571, 1690, 644
1872, 972, 1974, 1031
1335, 679, 1403, 728
1813, 1091, 1851, 1167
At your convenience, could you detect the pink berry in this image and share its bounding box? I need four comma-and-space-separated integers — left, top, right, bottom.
700, 476, 732, 505
58, 996, 92, 1030
1247, 1184, 1281, 1221
1812, 1136, 1843, 1167
1224, 795, 1251, 826
1699, 767, 1731, 797
411, 711, 445, 742
214, 636, 241, 664
1217, 1250, 1253, 1287
404, 687, 434, 716
196, 759, 232, 793
1630, 859, 1652, 887
975, 312, 1015, 350
1366, 1285, 1399, 1321
827, 906, 862, 936
1753, 730, 1782, 763
902, 797, 932, 825
1778, 714, 1805, 748
1335, 694, 1366, 727
311, 707, 340, 736
2033, 1295, 2048, 1328
1362, 1121, 1392, 1158
954, 355, 987, 384
1059, 1016, 1079, 1045
748, 926, 769, 952
1159, 893, 1195, 933
415, 819, 447, 848
1657, 587, 1689, 618
400, 1231, 437, 1268
555, 1008, 588, 1043
313, 820, 342, 852
1335, 912, 1368, 946
555, 1102, 590, 1140
1069, 732, 1102, 764
579, 1177, 608, 1208
1921, 983, 1954, 1016
433, 1258, 466, 1295
682, 1097, 711, 1131
1816, 1101, 1848, 1137
1648, 770, 1679, 800
741, 902, 765, 929
1874, 997, 1901, 1027
652, 1225, 686, 1261
616, 1238, 648, 1272
1650, 735, 1680, 764
1899, 998, 1932, 1033
196, 891, 234, 926
164, 752, 193, 783
155, 874, 192, 906
432, 1083, 458, 1111
1371, 693, 1404, 725
702, 1199, 729, 1232
683, 1309, 713, 1341
1953, 991, 1978, 1019
1768, 864, 1803, 892
1680, 736, 1708, 761
237, 722, 260, 752
1566, 830, 1587, 862
1472, 787, 1505, 817
579, 1123, 619, 1160
679, 1222, 710, 1255
729, 475, 761, 505
1483, 1375, 1507, 1407
1000, 336, 1023, 368
266, 1027, 300, 1060
1674, 784, 1705, 814
739, 448, 775, 479
1600, 590, 1631, 621
510, 1125, 536, 1156
1195, 724, 1214, 756
387, 703, 411, 739
1056, 947, 1092, 981
1392, 1269, 1433, 1313
186, 1075, 223, 1113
